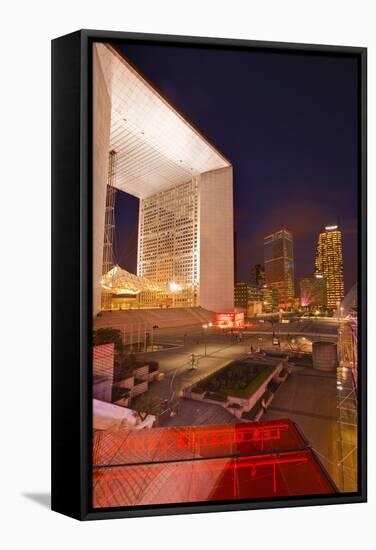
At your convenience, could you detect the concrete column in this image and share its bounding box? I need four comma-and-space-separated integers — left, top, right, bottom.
198, 166, 234, 312
93, 44, 111, 315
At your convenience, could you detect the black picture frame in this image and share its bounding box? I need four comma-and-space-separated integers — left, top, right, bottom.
51, 29, 367, 520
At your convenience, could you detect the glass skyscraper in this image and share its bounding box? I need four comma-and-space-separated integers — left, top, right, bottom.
264, 229, 295, 306
315, 225, 344, 309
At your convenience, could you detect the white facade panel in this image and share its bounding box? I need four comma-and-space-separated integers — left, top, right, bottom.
199, 167, 234, 312
93, 45, 111, 315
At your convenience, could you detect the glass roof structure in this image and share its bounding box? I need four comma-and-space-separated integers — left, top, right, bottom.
101, 265, 169, 294
95, 43, 231, 199
93, 419, 337, 508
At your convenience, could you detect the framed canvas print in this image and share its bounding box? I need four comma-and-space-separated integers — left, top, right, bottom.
51, 30, 367, 520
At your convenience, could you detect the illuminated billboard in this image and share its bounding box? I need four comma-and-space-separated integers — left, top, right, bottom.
215, 311, 245, 328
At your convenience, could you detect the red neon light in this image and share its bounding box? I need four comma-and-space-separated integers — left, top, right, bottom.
95, 453, 309, 480
92, 420, 337, 508
215, 312, 245, 328
93, 450, 334, 508
119, 423, 288, 454
93, 421, 297, 468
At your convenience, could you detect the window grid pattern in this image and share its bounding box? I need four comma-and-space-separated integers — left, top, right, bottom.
315, 229, 345, 308
264, 229, 295, 305
138, 179, 199, 307
95, 43, 229, 199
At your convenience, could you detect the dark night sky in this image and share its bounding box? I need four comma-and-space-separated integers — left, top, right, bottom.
112, 42, 358, 293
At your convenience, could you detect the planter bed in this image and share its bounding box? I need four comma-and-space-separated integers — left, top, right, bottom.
194, 361, 276, 400
205, 391, 228, 403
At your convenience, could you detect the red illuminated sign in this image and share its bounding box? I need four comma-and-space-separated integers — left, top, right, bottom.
215, 312, 245, 328
97, 423, 288, 457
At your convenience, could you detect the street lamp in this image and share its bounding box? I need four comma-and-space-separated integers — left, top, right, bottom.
202, 324, 208, 356
190, 353, 197, 370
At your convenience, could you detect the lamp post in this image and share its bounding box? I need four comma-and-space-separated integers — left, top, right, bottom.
202, 324, 208, 356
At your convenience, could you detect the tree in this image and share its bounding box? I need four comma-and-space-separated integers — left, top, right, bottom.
131, 394, 165, 422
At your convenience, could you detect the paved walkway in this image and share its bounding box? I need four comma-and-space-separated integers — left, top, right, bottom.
262, 365, 356, 492
161, 399, 237, 427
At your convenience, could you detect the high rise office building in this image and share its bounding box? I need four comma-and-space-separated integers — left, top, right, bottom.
250, 264, 265, 287
260, 286, 279, 312
315, 225, 344, 308
264, 229, 295, 306
234, 282, 262, 309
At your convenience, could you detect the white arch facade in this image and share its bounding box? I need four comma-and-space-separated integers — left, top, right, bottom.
93, 43, 234, 315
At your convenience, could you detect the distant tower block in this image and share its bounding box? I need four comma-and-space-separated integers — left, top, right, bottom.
315, 225, 344, 309
312, 341, 338, 371
264, 229, 295, 306
93, 43, 234, 315
250, 264, 265, 286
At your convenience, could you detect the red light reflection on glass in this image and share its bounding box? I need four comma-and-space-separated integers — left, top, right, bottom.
92, 420, 336, 508
125, 423, 287, 454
